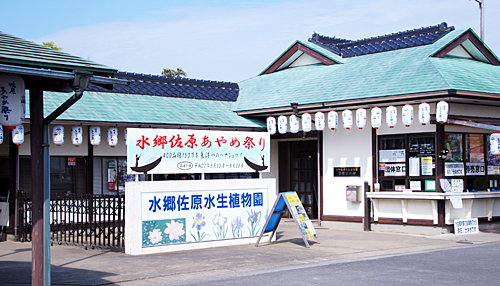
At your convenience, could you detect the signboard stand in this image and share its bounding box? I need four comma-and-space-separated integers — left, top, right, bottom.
256, 192, 319, 248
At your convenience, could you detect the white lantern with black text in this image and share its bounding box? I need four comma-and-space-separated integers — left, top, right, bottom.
12, 125, 24, 145
52, 125, 65, 146
490, 133, 500, 156
342, 109, 353, 130
0, 74, 25, 129
402, 104, 413, 127
278, 115, 287, 134
328, 110, 338, 130
356, 108, 367, 129
418, 102, 430, 125
71, 126, 83, 147
436, 100, 449, 124
266, 117, 276, 135
290, 114, 300, 134
90, 126, 101, 147
371, 107, 382, 129
315, 111, 325, 131
302, 113, 312, 133
0, 125, 3, 144
386, 105, 397, 128
107, 127, 118, 148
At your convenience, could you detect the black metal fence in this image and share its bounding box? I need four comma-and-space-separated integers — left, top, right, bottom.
19, 192, 125, 250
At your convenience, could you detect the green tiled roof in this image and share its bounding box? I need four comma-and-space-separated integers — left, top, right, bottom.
0, 31, 117, 74
25, 91, 265, 129
234, 29, 500, 112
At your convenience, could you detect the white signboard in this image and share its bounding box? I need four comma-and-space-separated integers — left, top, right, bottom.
379, 149, 406, 163
384, 163, 406, 176
454, 218, 479, 235
141, 188, 268, 247
466, 163, 485, 176
127, 128, 270, 174
445, 162, 465, 176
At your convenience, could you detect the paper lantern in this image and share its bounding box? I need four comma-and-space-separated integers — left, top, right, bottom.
328, 111, 338, 130
71, 126, 83, 147
90, 126, 101, 147
108, 127, 118, 148
356, 108, 367, 129
290, 114, 300, 134
12, 125, 24, 145
402, 104, 413, 127
266, 117, 276, 135
418, 102, 430, 125
0, 74, 25, 129
386, 105, 397, 128
436, 100, 449, 124
342, 109, 353, 130
52, 125, 65, 146
124, 128, 128, 145
371, 107, 382, 129
302, 113, 312, 133
278, 115, 287, 134
0, 125, 3, 144
490, 133, 500, 156
315, 111, 325, 131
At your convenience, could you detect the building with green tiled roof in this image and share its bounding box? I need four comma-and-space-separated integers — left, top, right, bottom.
234, 22, 500, 233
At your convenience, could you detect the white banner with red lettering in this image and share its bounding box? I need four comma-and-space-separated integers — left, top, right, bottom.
127, 128, 270, 174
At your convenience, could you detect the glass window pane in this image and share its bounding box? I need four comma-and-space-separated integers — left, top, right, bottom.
445, 133, 463, 162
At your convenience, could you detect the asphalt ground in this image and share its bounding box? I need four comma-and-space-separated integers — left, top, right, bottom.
1, 223, 500, 286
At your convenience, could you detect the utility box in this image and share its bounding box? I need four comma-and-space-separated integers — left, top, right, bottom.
346, 185, 361, 202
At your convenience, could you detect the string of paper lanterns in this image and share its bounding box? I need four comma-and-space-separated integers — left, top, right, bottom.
266, 101, 449, 134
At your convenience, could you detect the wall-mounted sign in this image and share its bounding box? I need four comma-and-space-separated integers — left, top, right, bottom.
68, 157, 76, 166
334, 167, 360, 177
454, 218, 478, 235
466, 163, 485, 176
127, 128, 270, 174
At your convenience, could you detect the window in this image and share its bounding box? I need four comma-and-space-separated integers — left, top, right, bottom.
378, 133, 435, 191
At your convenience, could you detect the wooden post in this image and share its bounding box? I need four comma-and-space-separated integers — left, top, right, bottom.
30, 88, 46, 285
436, 123, 446, 227
8, 131, 18, 235
363, 181, 371, 231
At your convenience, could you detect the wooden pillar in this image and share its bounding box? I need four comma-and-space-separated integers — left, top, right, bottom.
317, 132, 323, 225
30, 88, 45, 285
436, 123, 446, 227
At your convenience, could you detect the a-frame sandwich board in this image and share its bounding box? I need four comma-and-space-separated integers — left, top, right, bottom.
256, 191, 319, 248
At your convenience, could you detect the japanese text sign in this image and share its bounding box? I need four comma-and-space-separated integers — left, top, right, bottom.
127, 128, 270, 174
141, 188, 269, 247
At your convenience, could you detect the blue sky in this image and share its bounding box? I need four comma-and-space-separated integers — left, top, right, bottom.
2, 0, 498, 82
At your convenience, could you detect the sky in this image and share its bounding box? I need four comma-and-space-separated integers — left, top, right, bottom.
2, 0, 499, 83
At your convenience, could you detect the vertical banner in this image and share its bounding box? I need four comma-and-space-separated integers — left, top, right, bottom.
127, 128, 270, 174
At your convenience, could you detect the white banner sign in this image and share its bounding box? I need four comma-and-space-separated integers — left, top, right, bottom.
384, 163, 406, 176
466, 163, 485, 176
127, 128, 270, 174
445, 162, 465, 176
141, 188, 268, 247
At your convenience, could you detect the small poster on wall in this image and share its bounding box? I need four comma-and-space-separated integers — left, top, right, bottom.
445, 162, 465, 176
421, 157, 433, 176
108, 161, 117, 191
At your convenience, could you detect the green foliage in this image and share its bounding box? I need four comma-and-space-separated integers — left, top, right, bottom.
161, 68, 187, 78
42, 41, 63, 51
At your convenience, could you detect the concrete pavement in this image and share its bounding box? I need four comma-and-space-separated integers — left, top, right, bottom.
1, 222, 500, 285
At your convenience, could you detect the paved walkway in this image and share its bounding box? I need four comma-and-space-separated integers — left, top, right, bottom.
1, 223, 500, 286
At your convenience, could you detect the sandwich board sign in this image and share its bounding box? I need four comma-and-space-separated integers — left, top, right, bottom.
255, 191, 319, 248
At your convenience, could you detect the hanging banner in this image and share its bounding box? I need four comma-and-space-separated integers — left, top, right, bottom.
127, 128, 270, 174
141, 188, 268, 247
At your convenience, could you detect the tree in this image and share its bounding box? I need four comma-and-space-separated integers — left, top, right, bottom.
43, 41, 63, 51
161, 68, 187, 78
